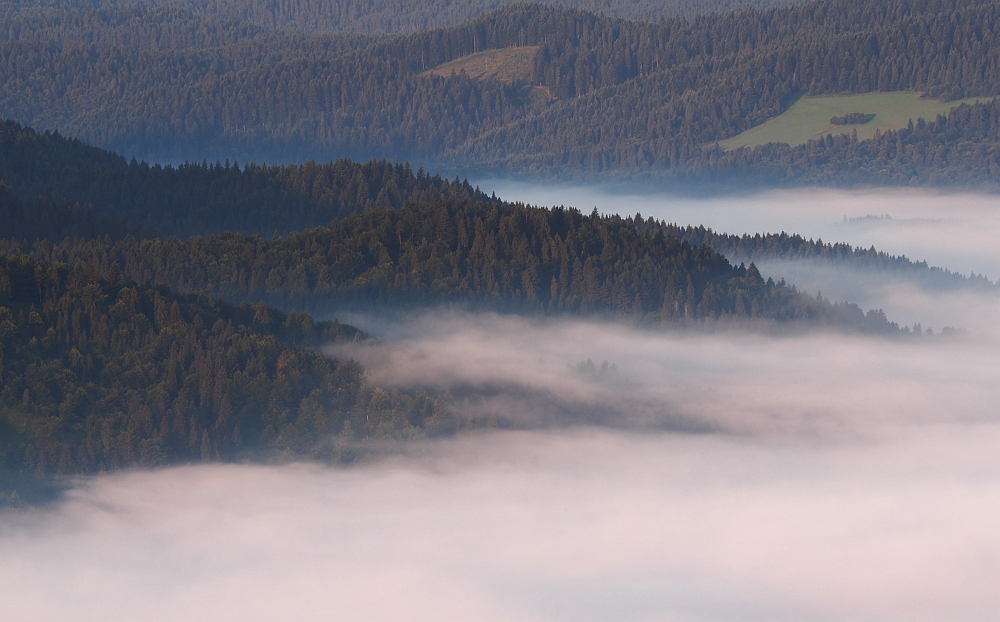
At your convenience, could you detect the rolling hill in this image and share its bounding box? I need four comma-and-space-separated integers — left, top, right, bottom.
2, 0, 1000, 186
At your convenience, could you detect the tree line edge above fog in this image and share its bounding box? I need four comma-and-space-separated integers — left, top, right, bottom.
2, 115, 991, 294
2, 0, 992, 496
0, 115, 964, 491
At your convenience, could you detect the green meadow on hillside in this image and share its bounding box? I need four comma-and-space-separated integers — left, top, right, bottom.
718, 92, 994, 150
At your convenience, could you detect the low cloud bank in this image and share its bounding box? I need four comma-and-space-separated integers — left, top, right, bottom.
483, 182, 1000, 280
4, 311, 998, 621
1, 425, 998, 622
752, 259, 1000, 331
482, 182, 1000, 333
331, 311, 998, 437
5, 187, 1000, 620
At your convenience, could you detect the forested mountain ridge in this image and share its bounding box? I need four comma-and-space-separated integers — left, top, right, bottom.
1, 198, 905, 333
0, 194, 914, 486
0, 116, 924, 332
0, 0, 804, 36
3, 0, 1000, 184
0, 254, 454, 478
0, 118, 495, 237
0, 112, 934, 495
0, 114, 961, 335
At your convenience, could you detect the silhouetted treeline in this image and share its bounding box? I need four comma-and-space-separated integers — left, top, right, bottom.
2, 0, 999, 182
0, 199, 903, 332
0, 118, 495, 237
0, 182, 146, 241
644, 221, 998, 290
0, 254, 456, 477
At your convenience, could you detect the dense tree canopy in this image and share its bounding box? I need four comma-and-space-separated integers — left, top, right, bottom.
0, 105, 932, 496
2, 0, 999, 184
0, 117, 914, 332
0, 254, 455, 478
0, 118, 495, 237
0, 198, 904, 333
2, 0, 807, 34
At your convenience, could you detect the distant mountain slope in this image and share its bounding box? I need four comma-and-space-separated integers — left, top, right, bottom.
717, 92, 992, 151
3, 0, 1000, 185
1, 0, 803, 35
696, 98, 1000, 189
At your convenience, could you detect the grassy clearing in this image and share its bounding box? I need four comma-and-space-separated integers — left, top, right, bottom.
718, 92, 995, 151
420, 46, 538, 83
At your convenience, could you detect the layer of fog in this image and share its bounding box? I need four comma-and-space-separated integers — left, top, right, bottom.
4, 308, 1000, 621
481, 182, 1000, 332
751, 259, 999, 331
482, 181, 1000, 280
3, 426, 999, 622
7, 186, 1000, 620
331, 312, 997, 435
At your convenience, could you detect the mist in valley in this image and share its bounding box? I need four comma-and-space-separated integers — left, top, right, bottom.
484, 181, 1000, 279
485, 181, 1000, 332
3, 187, 1000, 621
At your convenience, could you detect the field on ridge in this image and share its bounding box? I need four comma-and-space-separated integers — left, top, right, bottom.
719, 92, 995, 150
421, 47, 539, 83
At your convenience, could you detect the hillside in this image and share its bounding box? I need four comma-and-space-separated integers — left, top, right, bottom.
0, 254, 455, 478
718, 92, 994, 150
0, 118, 495, 238
0, 0, 803, 35
0, 119, 939, 332
3, 0, 1000, 186
0, 197, 903, 334
696, 98, 1000, 189
0, 114, 922, 488
658, 224, 998, 291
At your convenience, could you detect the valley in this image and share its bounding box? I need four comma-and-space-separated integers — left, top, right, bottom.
1, 2, 999, 620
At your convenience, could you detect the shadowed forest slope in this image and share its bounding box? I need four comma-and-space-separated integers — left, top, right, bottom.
0, 118, 495, 238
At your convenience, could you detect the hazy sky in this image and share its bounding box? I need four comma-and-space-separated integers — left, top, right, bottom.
3, 187, 1000, 621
